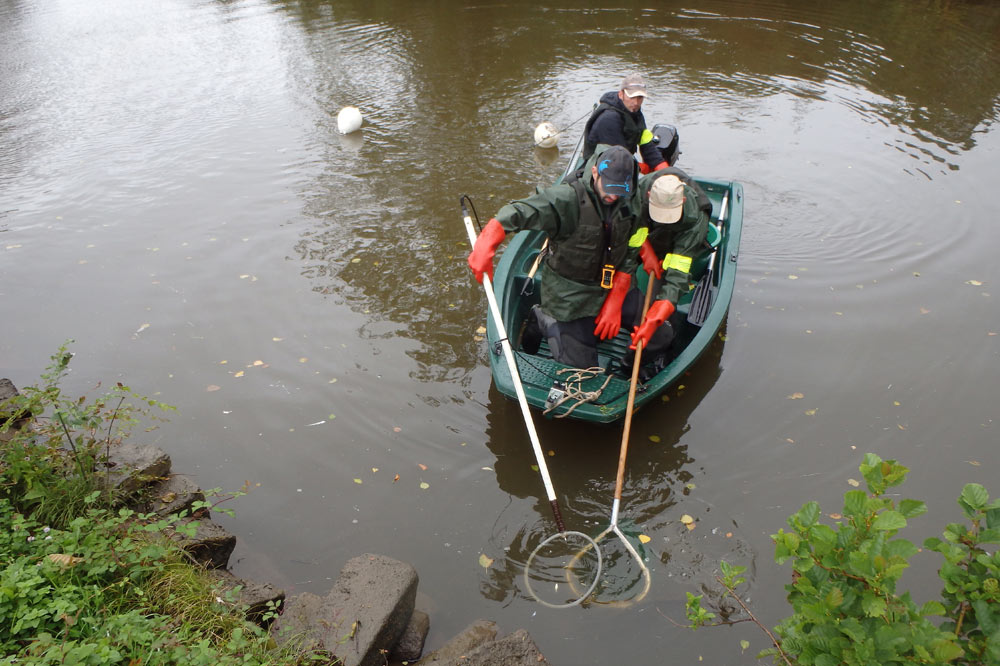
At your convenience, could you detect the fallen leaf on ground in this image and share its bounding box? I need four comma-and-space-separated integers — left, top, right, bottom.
47, 554, 84, 567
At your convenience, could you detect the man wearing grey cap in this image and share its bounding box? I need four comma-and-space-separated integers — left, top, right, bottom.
582, 73, 669, 173
467, 144, 650, 369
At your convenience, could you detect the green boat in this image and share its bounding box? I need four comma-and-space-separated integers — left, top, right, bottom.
483, 151, 744, 424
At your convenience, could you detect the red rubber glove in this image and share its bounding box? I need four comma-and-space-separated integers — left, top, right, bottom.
653, 160, 671, 171
467, 218, 506, 283
629, 299, 675, 350
593, 272, 632, 340
639, 240, 663, 280
638, 162, 651, 175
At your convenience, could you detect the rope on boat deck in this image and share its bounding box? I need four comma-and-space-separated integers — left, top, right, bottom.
542, 367, 613, 418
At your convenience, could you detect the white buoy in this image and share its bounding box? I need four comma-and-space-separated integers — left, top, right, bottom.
533, 121, 559, 149
337, 106, 363, 134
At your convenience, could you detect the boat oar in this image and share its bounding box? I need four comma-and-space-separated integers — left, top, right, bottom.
688, 191, 729, 327
566, 283, 655, 605
460, 197, 601, 608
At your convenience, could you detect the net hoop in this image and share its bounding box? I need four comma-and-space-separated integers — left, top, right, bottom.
523, 530, 602, 609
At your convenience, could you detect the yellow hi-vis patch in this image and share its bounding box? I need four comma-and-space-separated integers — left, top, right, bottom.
661, 253, 692, 273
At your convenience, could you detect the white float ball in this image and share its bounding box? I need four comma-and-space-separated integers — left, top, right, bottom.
337, 106, 363, 134
533, 122, 559, 148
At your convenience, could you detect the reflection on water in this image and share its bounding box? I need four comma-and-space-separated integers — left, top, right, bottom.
477, 338, 733, 606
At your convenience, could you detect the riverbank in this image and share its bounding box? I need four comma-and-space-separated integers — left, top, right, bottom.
1, 374, 551, 665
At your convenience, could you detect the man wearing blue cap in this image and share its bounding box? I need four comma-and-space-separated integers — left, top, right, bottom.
468, 145, 649, 369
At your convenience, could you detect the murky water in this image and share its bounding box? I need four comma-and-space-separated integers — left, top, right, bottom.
3, 0, 999, 662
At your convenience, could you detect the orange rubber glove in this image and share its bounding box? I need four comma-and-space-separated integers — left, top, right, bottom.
629, 299, 675, 350
593, 271, 632, 340
638, 162, 651, 175
639, 240, 663, 280
467, 218, 506, 283
653, 160, 671, 171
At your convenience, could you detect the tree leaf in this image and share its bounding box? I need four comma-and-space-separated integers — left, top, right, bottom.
479, 553, 494, 568
872, 510, 906, 531
960, 483, 988, 511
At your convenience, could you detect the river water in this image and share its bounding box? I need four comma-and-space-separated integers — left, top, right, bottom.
2, 0, 999, 662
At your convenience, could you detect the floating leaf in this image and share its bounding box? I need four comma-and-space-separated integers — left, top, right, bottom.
475, 326, 487, 335
418, 464, 428, 471
740, 640, 750, 652
726, 532, 733, 538
234, 371, 244, 378
805, 408, 817, 415
638, 534, 651, 544
299, 357, 308, 363
920, 307, 930, 315
548, 450, 555, 456
353, 478, 362, 484
393, 474, 400, 482
686, 522, 697, 531
419, 482, 430, 490
479, 553, 494, 568
219, 360, 228, 364
649, 435, 661, 443
788, 275, 798, 280
136, 323, 150, 334
685, 483, 696, 490
788, 392, 804, 400
680, 514, 694, 525
966, 280, 984, 286
847, 478, 860, 487
829, 513, 842, 519
530, 465, 539, 472
967, 460, 981, 466
897, 424, 906, 430
393, 427, 402, 432
253, 360, 264, 366
273, 337, 284, 341
371, 467, 378, 473
206, 385, 221, 392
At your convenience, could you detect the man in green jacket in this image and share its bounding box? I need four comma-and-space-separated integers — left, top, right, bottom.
468, 145, 651, 370
625, 169, 711, 375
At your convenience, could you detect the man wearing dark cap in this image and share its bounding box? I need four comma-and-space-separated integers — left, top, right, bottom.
468, 144, 649, 369
582, 73, 670, 173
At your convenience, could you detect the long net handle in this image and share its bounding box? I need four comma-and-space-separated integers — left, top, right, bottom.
614, 283, 655, 504
461, 202, 565, 532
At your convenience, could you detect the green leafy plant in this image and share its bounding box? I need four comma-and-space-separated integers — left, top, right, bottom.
685, 454, 998, 665
0, 341, 174, 525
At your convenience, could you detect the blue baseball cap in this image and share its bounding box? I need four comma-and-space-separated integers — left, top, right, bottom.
596, 146, 635, 196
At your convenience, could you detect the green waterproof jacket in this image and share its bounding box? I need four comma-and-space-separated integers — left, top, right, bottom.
494, 147, 644, 322
635, 170, 710, 305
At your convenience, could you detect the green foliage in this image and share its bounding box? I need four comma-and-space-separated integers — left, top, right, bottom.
1, 346, 320, 664
685, 454, 997, 665
1, 341, 174, 526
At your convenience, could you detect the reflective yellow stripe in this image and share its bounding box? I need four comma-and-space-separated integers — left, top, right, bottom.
639, 129, 654, 146
661, 253, 693, 273
628, 227, 649, 248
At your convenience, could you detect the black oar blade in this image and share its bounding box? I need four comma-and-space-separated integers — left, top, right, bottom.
687, 262, 714, 327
